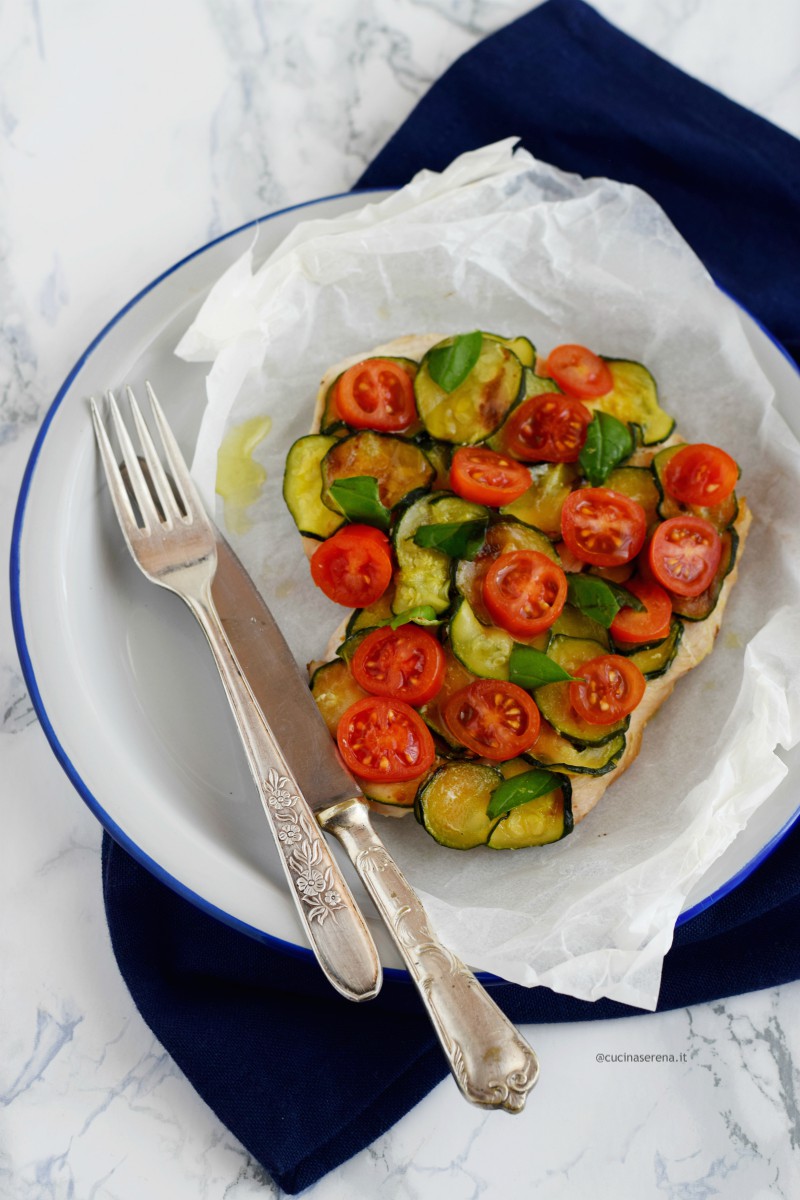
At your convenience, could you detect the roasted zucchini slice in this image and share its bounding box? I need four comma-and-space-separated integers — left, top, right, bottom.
345, 587, 396, 636
525, 721, 625, 776
584, 359, 674, 446
283, 435, 346, 541
416, 761, 505, 849
604, 466, 661, 528
449, 597, 548, 681
500, 462, 578, 537
618, 619, 683, 679
534, 635, 630, 746
392, 493, 488, 615
651, 445, 739, 531
414, 334, 524, 444
549, 603, 611, 649
487, 774, 573, 848
310, 659, 368, 735
321, 430, 435, 513
485, 333, 536, 368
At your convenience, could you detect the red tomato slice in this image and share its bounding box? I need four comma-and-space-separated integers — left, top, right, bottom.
648, 516, 722, 597
483, 550, 568, 638
663, 443, 739, 507
334, 359, 417, 431
310, 525, 392, 607
609, 578, 672, 645
545, 345, 613, 399
443, 679, 541, 761
503, 392, 592, 462
351, 626, 446, 706
561, 488, 647, 567
449, 446, 531, 506
337, 697, 435, 782
569, 655, 646, 725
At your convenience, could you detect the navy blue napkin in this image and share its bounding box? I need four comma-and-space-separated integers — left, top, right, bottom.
102, 1, 800, 1192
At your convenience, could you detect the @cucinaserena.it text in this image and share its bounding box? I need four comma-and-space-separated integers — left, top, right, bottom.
596, 1053, 688, 1063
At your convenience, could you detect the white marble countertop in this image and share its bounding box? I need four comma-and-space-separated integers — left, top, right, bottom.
3, 1, 800, 1196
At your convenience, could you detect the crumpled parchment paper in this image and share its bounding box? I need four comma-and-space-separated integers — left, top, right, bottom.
176, 140, 800, 1009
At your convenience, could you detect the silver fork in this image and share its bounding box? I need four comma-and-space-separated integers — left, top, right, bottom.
90, 383, 382, 1002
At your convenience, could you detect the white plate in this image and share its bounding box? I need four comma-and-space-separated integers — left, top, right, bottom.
12, 191, 800, 980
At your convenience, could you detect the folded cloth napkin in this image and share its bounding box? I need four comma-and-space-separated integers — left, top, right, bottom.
102, 0, 800, 1192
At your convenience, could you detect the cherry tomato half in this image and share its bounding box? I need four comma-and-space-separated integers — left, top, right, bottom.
545, 345, 613, 399
663, 443, 739, 507
337, 696, 435, 782
609, 578, 673, 645
351, 625, 446, 706
449, 446, 532, 506
443, 679, 541, 761
569, 655, 646, 725
334, 358, 417, 431
503, 392, 592, 462
483, 550, 568, 639
310, 524, 393, 607
561, 488, 647, 568
648, 516, 722, 598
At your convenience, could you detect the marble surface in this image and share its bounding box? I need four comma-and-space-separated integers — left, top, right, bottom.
3, 1, 800, 1197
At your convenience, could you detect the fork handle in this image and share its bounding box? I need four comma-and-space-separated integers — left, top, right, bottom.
318, 798, 539, 1111
185, 589, 382, 1003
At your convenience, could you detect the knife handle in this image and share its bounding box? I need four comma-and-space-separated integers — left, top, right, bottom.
318, 799, 539, 1111
186, 588, 382, 1003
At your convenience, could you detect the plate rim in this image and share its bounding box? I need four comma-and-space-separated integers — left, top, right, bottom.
10, 190, 800, 985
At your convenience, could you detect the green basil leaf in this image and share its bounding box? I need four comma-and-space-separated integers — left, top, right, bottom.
413, 518, 488, 560
566, 574, 622, 628
605, 580, 646, 613
387, 605, 442, 629
486, 768, 562, 820
427, 331, 483, 394
509, 643, 582, 689
328, 475, 390, 530
579, 411, 634, 486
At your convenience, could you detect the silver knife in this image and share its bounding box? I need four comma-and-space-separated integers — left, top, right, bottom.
212, 535, 540, 1112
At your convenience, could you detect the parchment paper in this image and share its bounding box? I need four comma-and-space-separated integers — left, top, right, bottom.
177, 141, 800, 1009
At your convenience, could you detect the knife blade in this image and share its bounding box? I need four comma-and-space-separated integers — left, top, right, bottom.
212, 533, 540, 1112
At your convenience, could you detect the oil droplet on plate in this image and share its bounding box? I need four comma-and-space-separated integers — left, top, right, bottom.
216, 415, 272, 535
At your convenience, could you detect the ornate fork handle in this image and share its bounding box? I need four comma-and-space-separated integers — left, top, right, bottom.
185, 584, 382, 1003
319, 799, 539, 1111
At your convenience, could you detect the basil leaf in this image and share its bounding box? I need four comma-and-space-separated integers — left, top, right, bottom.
387, 605, 442, 629
487, 769, 562, 820
605, 580, 646, 613
579, 411, 634, 486
566, 574, 623, 628
509, 643, 581, 689
427, 331, 483, 394
413, 518, 488, 560
328, 476, 390, 530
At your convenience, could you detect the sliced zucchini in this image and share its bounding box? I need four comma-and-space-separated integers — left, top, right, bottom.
414, 335, 524, 444
346, 588, 396, 636
485, 333, 536, 368
449, 596, 547, 680
413, 436, 452, 490
416, 762, 504, 849
500, 462, 578, 537
359, 770, 431, 809
487, 775, 573, 848
670, 528, 738, 621
651, 445, 738, 531
393, 493, 487, 615
605, 466, 661, 528
618, 619, 683, 679
535, 635, 630, 747
321, 431, 434, 513
335, 629, 372, 664
283, 435, 346, 541
319, 357, 420, 435
485, 368, 561, 454
454, 519, 560, 624
585, 359, 674, 446
310, 659, 368, 736
549, 603, 610, 648
526, 721, 625, 776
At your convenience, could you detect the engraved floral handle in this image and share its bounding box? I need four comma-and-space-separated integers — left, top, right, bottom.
318, 799, 539, 1111
184, 585, 382, 1003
